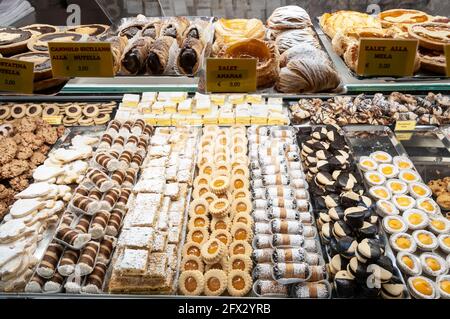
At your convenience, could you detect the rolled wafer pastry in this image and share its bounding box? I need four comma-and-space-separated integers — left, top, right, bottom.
140, 20, 161, 40
97, 236, 116, 263
106, 208, 125, 236
75, 215, 92, 233
82, 262, 108, 294
146, 36, 176, 74
116, 188, 131, 208
77, 241, 100, 276
43, 272, 64, 293
118, 150, 133, 170
121, 37, 153, 75
94, 153, 120, 172
101, 188, 120, 210
89, 210, 111, 239
58, 249, 80, 276
25, 273, 46, 293
160, 16, 190, 45
177, 37, 204, 75
110, 151, 120, 159
125, 135, 139, 151
87, 169, 114, 192
122, 168, 137, 187
72, 195, 101, 215
56, 226, 92, 249
61, 212, 75, 227
112, 136, 126, 151
137, 137, 148, 153
88, 189, 103, 201
111, 169, 126, 186
74, 186, 90, 197
130, 153, 144, 169
37, 242, 64, 278
99, 133, 114, 148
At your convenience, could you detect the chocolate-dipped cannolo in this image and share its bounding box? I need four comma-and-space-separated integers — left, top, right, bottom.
87, 168, 114, 192
146, 36, 176, 75
89, 210, 111, 239
140, 19, 161, 40
37, 242, 65, 278
58, 248, 80, 276
82, 262, 108, 294
101, 188, 120, 210
177, 37, 204, 75
160, 17, 190, 45
106, 208, 125, 236
97, 236, 116, 263
25, 273, 46, 293
56, 226, 91, 249
77, 241, 100, 275
119, 18, 146, 39
118, 150, 133, 170
121, 37, 153, 75
111, 169, 126, 186
105, 36, 128, 74
72, 195, 101, 215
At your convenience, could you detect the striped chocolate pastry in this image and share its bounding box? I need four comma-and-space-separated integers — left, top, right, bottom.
111, 169, 126, 185
58, 248, 80, 277
131, 153, 144, 167
127, 135, 139, 145
88, 189, 103, 201
100, 133, 113, 147
102, 187, 120, 208
137, 137, 148, 150
56, 226, 91, 249
60, 212, 75, 227
75, 215, 93, 233
97, 236, 116, 263
108, 120, 121, 132
95, 152, 119, 171
110, 150, 120, 158
77, 241, 100, 275
75, 185, 90, 197
121, 121, 133, 132
72, 194, 101, 214
83, 262, 108, 293
123, 168, 137, 186
113, 136, 125, 148
90, 211, 111, 239
143, 125, 154, 136
37, 242, 64, 278
106, 209, 124, 237
116, 188, 131, 207
87, 168, 114, 192
65, 104, 82, 117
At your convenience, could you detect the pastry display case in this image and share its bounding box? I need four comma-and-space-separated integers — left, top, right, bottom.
0, 1, 450, 303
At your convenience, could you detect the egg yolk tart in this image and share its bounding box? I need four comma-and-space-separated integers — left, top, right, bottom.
179, 270, 204, 296
397, 252, 421, 276
229, 254, 252, 273
409, 276, 435, 299
364, 171, 385, 186
187, 227, 209, 245
438, 234, 450, 253
409, 183, 431, 199
399, 170, 419, 183
386, 180, 407, 195
417, 198, 438, 214
383, 216, 407, 234
403, 209, 428, 230
200, 163, 215, 176
227, 270, 252, 297
232, 198, 252, 215
420, 253, 447, 277
181, 256, 204, 272
183, 242, 202, 258
413, 230, 437, 251
229, 240, 253, 256
188, 215, 210, 230
203, 269, 228, 296
211, 229, 232, 247
370, 151, 392, 163
209, 199, 231, 218
210, 217, 231, 232
390, 233, 416, 252
210, 176, 230, 194
189, 198, 209, 217
438, 277, 450, 297
378, 164, 398, 178
201, 192, 219, 205
394, 156, 413, 170
429, 218, 449, 234
231, 223, 253, 243
359, 156, 378, 171
376, 200, 398, 217
370, 186, 391, 200
393, 195, 415, 211
231, 176, 249, 191
201, 238, 227, 264
232, 212, 254, 229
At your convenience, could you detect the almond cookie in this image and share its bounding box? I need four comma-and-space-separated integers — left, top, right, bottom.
181, 255, 204, 272
179, 270, 204, 296
16, 116, 38, 132
227, 270, 252, 297
229, 240, 253, 256
0, 137, 18, 164
201, 238, 227, 264
204, 269, 227, 296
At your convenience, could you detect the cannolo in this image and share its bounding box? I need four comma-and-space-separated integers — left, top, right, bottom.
75, 215, 92, 233
123, 168, 137, 187
111, 169, 126, 186
146, 36, 176, 75
43, 272, 64, 293
105, 36, 128, 74
106, 208, 125, 236
72, 195, 101, 215
97, 236, 116, 263
101, 187, 120, 210
94, 152, 120, 172
86, 168, 114, 192
37, 242, 65, 278
58, 248, 80, 276
121, 37, 153, 75
25, 273, 46, 293
116, 188, 132, 208
77, 241, 100, 275
140, 20, 161, 39
89, 210, 111, 239
177, 37, 204, 75
82, 262, 108, 294
160, 17, 190, 45
56, 226, 91, 249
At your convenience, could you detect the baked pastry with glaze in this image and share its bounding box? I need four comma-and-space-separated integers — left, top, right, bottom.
267, 5, 312, 30
67, 24, 109, 37
379, 9, 430, 30
22, 24, 58, 36
121, 37, 153, 75
145, 36, 177, 75
408, 22, 450, 51
10, 52, 52, 81
0, 27, 33, 55
27, 32, 83, 52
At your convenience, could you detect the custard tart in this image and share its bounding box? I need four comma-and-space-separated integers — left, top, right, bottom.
420, 253, 448, 277
203, 269, 228, 296
209, 199, 230, 218
189, 198, 209, 218
227, 270, 252, 297
210, 217, 231, 232
397, 252, 422, 276
188, 215, 210, 230
379, 9, 430, 30
28, 32, 83, 52
210, 176, 230, 194
181, 255, 204, 272
386, 179, 408, 195
10, 52, 52, 81
0, 27, 33, 55
179, 270, 204, 296
201, 238, 227, 264
22, 24, 59, 36
229, 240, 253, 256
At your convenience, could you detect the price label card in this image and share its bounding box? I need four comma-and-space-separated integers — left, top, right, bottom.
206, 58, 257, 93
48, 42, 114, 77
395, 120, 416, 131
357, 38, 418, 77
0, 57, 34, 94
396, 132, 413, 141
42, 115, 63, 125
445, 44, 450, 77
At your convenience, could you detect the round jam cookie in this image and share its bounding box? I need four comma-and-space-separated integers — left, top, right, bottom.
182, 242, 202, 258
193, 174, 210, 188
420, 253, 448, 277
231, 223, 253, 243
231, 198, 252, 215
393, 156, 413, 170
82, 104, 100, 118
230, 176, 249, 192
232, 165, 250, 178
228, 240, 252, 256
232, 212, 254, 229
408, 276, 437, 299
192, 185, 210, 199
416, 197, 439, 215
397, 252, 422, 276
209, 199, 230, 218
213, 152, 228, 163
187, 227, 209, 245
62, 116, 80, 126
78, 116, 94, 126
65, 104, 82, 118
181, 255, 204, 272
94, 113, 110, 125
25, 104, 43, 117
216, 191, 232, 202
399, 169, 420, 184
188, 215, 210, 230
199, 163, 215, 176
210, 176, 229, 194
211, 229, 232, 247
413, 230, 438, 251
200, 192, 219, 205
179, 270, 204, 296
201, 238, 227, 264
203, 269, 227, 296
205, 257, 229, 273
0, 105, 10, 120
10, 105, 26, 119
370, 151, 392, 164
188, 198, 209, 218
403, 209, 429, 231
210, 217, 231, 232
229, 254, 252, 273
215, 161, 231, 172
390, 232, 417, 253
227, 270, 252, 297
358, 156, 378, 172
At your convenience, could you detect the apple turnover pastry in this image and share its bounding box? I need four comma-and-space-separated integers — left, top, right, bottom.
408, 22, 450, 51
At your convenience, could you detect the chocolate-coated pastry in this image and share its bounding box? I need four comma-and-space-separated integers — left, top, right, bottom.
340, 191, 361, 207
160, 17, 190, 45
119, 23, 145, 39
356, 238, 382, 263
121, 37, 153, 75
140, 20, 161, 39
146, 36, 176, 75
334, 270, 355, 298
328, 206, 344, 221
67, 24, 109, 37
347, 257, 369, 283
344, 206, 366, 229
330, 236, 357, 258
177, 37, 204, 75
357, 222, 378, 239
333, 220, 353, 238
10, 52, 52, 81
